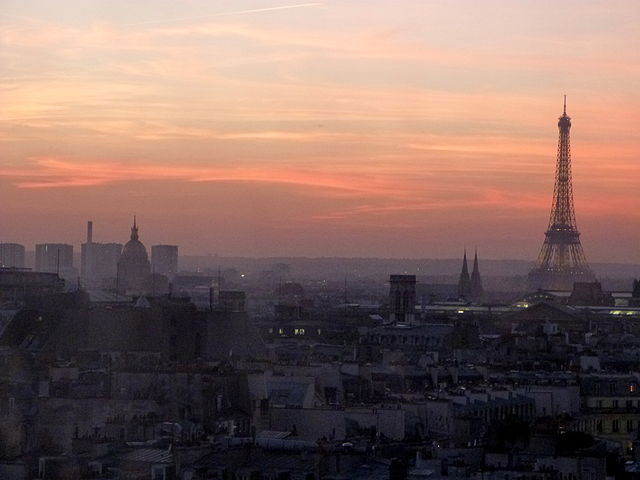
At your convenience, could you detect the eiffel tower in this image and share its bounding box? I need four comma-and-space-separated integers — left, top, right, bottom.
528, 97, 595, 290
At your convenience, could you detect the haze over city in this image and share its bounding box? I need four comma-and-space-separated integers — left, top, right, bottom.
1, 0, 639, 262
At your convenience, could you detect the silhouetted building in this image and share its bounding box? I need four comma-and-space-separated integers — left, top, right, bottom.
389, 275, 416, 324
83, 243, 122, 285
151, 245, 178, 277
117, 218, 151, 295
0, 269, 65, 302
470, 249, 484, 300
35, 243, 75, 280
458, 250, 471, 299
0, 243, 25, 268
81, 221, 122, 286
206, 290, 266, 360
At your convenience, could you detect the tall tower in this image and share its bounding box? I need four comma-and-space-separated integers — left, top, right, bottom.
529, 97, 595, 290
389, 275, 416, 324
457, 250, 471, 298
470, 249, 484, 300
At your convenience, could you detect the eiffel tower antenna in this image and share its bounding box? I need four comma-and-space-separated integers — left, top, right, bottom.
528, 97, 595, 290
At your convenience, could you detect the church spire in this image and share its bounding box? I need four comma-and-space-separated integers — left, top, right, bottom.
458, 250, 471, 299
131, 215, 139, 241
470, 248, 484, 300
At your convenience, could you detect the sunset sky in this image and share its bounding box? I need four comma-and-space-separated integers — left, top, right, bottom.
1, 0, 638, 262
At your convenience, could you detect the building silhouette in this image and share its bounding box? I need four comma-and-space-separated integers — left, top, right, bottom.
457, 250, 471, 299
80, 221, 122, 287
0, 243, 25, 268
35, 243, 75, 280
117, 217, 151, 295
151, 244, 178, 277
470, 249, 484, 300
389, 275, 416, 324
529, 97, 595, 290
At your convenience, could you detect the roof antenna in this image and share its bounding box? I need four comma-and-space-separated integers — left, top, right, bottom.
563, 94, 567, 115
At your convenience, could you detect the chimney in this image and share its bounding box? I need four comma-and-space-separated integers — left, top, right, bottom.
87, 221, 93, 244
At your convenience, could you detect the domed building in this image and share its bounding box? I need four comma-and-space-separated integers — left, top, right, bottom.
117, 217, 151, 294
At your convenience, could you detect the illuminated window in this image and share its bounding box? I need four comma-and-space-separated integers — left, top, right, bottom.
317, 329, 321, 335
278, 328, 284, 335
630, 384, 637, 393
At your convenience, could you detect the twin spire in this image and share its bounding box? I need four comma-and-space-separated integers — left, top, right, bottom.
458, 249, 484, 300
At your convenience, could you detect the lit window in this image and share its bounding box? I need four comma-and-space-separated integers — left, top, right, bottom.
278, 328, 284, 335
630, 384, 636, 393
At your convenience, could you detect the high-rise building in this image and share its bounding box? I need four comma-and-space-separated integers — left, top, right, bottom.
81, 220, 94, 280
529, 97, 594, 290
82, 243, 123, 285
35, 243, 74, 275
151, 244, 178, 277
80, 221, 122, 286
0, 243, 25, 268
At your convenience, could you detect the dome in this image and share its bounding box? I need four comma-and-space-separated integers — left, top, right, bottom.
117, 217, 151, 294
121, 238, 149, 262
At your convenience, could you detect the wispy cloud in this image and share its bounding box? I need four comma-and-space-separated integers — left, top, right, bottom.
126, 3, 323, 26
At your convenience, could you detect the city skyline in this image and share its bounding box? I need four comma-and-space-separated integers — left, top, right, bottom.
1, 1, 639, 262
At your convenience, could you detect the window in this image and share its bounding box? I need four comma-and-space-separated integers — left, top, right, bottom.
613, 400, 619, 409
593, 382, 601, 394
610, 382, 617, 394
627, 419, 634, 433
597, 400, 603, 408
612, 419, 619, 432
